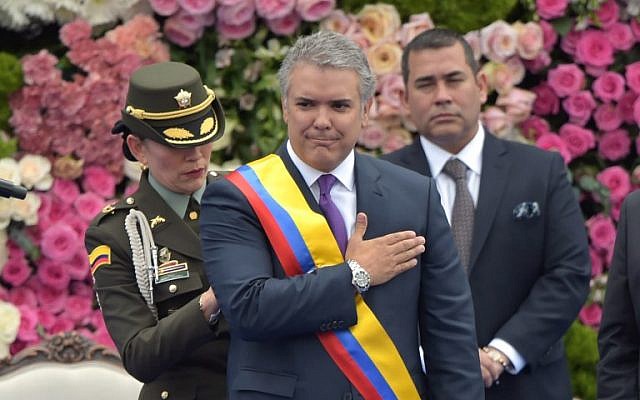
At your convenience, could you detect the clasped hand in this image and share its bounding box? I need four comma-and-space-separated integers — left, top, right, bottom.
344, 212, 426, 286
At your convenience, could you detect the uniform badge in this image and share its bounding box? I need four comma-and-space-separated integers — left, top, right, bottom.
89, 245, 111, 276
158, 247, 172, 264
155, 259, 189, 284
174, 89, 192, 109
150, 215, 166, 229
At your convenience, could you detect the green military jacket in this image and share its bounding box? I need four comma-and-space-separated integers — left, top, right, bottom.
85, 170, 228, 400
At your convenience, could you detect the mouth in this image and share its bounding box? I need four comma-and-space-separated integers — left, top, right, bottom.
306, 134, 340, 146
430, 113, 459, 122
183, 167, 205, 179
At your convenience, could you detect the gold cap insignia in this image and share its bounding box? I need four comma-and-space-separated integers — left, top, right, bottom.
174, 89, 192, 109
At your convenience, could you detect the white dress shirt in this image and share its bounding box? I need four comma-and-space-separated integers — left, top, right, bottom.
420, 125, 526, 374
286, 141, 357, 239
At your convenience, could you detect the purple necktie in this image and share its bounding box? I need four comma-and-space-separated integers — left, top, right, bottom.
317, 174, 348, 255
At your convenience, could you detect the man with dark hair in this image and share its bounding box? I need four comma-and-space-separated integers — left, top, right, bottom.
200, 30, 484, 400
383, 28, 590, 399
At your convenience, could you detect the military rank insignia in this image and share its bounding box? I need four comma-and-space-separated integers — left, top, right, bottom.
156, 260, 189, 284
89, 245, 111, 275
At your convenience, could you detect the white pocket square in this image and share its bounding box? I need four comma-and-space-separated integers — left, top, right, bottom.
513, 201, 540, 220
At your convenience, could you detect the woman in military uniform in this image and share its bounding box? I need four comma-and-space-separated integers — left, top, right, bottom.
85, 62, 228, 400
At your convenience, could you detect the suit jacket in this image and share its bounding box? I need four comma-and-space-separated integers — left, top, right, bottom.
597, 190, 640, 399
200, 147, 484, 400
85, 170, 229, 400
382, 133, 590, 400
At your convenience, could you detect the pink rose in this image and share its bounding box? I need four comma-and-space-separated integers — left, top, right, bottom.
216, 0, 255, 24
92, 325, 116, 349
626, 61, 640, 94
266, 12, 300, 36
51, 179, 80, 205
632, 18, 640, 40
594, 103, 623, 131
589, 247, 604, 277
592, 72, 625, 102
149, 0, 180, 15
606, 22, 635, 51
514, 21, 544, 60
519, 116, 551, 140
70, 281, 93, 298
295, 0, 335, 22
381, 127, 412, 154
575, 30, 614, 68
40, 223, 81, 262
37, 258, 71, 290
482, 107, 513, 138
21, 50, 62, 86
178, 0, 216, 15
1, 255, 32, 287
558, 123, 595, 159
536, 133, 572, 164
587, 213, 616, 251
562, 90, 597, 126
217, 17, 256, 40
618, 90, 639, 123
320, 10, 352, 34
59, 19, 92, 47
536, 0, 569, 19
8, 287, 37, 308
481, 20, 518, 63
376, 73, 406, 118
398, 13, 435, 48
463, 31, 482, 62
561, 27, 581, 56
63, 295, 93, 323
17, 305, 39, 342
82, 166, 116, 199
495, 88, 536, 124
597, 166, 632, 202
35, 284, 68, 314
255, 0, 295, 20
634, 96, 640, 125
532, 83, 560, 115
523, 51, 551, 73
74, 192, 106, 222
163, 14, 204, 47
67, 250, 90, 281
595, 0, 619, 29
358, 121, 387, 150
579, 303, 602, 328
38, 309, 57, 330
547, 64, 584, 97
48, 317, 75, 335
598, 129, 631, 161
539, 20, 558, 52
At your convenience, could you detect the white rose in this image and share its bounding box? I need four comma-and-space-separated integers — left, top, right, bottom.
11, 192, 41, 226
0, 301, 20, 360
0, 198, 13, 230
0, 230, 7, 275
0, 158, 20, 185
18, 154, 52, 190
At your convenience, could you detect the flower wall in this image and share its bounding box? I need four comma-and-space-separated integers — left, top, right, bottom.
1, 1, 639, 398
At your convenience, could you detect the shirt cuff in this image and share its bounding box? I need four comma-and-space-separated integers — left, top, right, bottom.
489, 338, 526, 374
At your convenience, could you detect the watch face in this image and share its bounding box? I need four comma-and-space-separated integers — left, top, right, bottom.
354, 270, 369, 288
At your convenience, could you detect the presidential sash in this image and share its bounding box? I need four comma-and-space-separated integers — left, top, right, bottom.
227, 154, 421, 400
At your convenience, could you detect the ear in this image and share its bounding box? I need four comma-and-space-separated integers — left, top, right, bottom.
126, 135, 146, 165
476, 70, 489, 105
361, 98, 373, 128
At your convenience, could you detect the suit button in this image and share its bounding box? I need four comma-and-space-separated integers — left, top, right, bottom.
331, 321, 339, 329
169, 284, 177, 293
161, 390, 169, 399
319, 323, 327, 332
337, 320, 344, 328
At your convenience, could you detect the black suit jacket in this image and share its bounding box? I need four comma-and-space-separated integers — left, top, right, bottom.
200, 147, 484, 399
85, 171, 229, 400
383, 133, 590, 400
597, 190, 640, 399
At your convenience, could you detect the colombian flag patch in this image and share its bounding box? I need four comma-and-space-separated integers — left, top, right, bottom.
89, 245, 111, 275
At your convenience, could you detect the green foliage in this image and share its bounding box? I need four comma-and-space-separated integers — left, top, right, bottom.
564, 321, 598, 400
338, 0, 520, 32
0, 52, 23, 95
171, 24, 318, 165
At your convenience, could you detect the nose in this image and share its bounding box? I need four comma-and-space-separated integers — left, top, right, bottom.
183, 146, 201, 161
313, 106, 331, 130
434, 80, 453, 105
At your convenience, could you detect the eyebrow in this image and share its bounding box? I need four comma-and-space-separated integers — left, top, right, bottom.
293, 96, 354, 104
413, 70, 466, 85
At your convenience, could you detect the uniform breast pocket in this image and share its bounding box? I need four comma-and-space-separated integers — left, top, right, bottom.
154, 272, 205, 317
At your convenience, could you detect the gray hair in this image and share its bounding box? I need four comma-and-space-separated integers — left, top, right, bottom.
277, 30, 376, 106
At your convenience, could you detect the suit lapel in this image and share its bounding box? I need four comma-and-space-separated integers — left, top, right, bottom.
355, 154, 386, 240
402, 138, 432, 177
468, 132, 510, 271
135, 173, 202, 260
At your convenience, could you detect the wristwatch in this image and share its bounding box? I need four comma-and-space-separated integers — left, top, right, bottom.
347, 259, 370, 293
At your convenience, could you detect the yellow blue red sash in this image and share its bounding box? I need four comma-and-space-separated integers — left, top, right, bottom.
227, 154, 421, 400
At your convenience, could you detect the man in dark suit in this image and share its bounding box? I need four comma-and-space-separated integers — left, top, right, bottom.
200, 30, 484, 399
382, 28, 590, 399
597, 190, 640, 399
